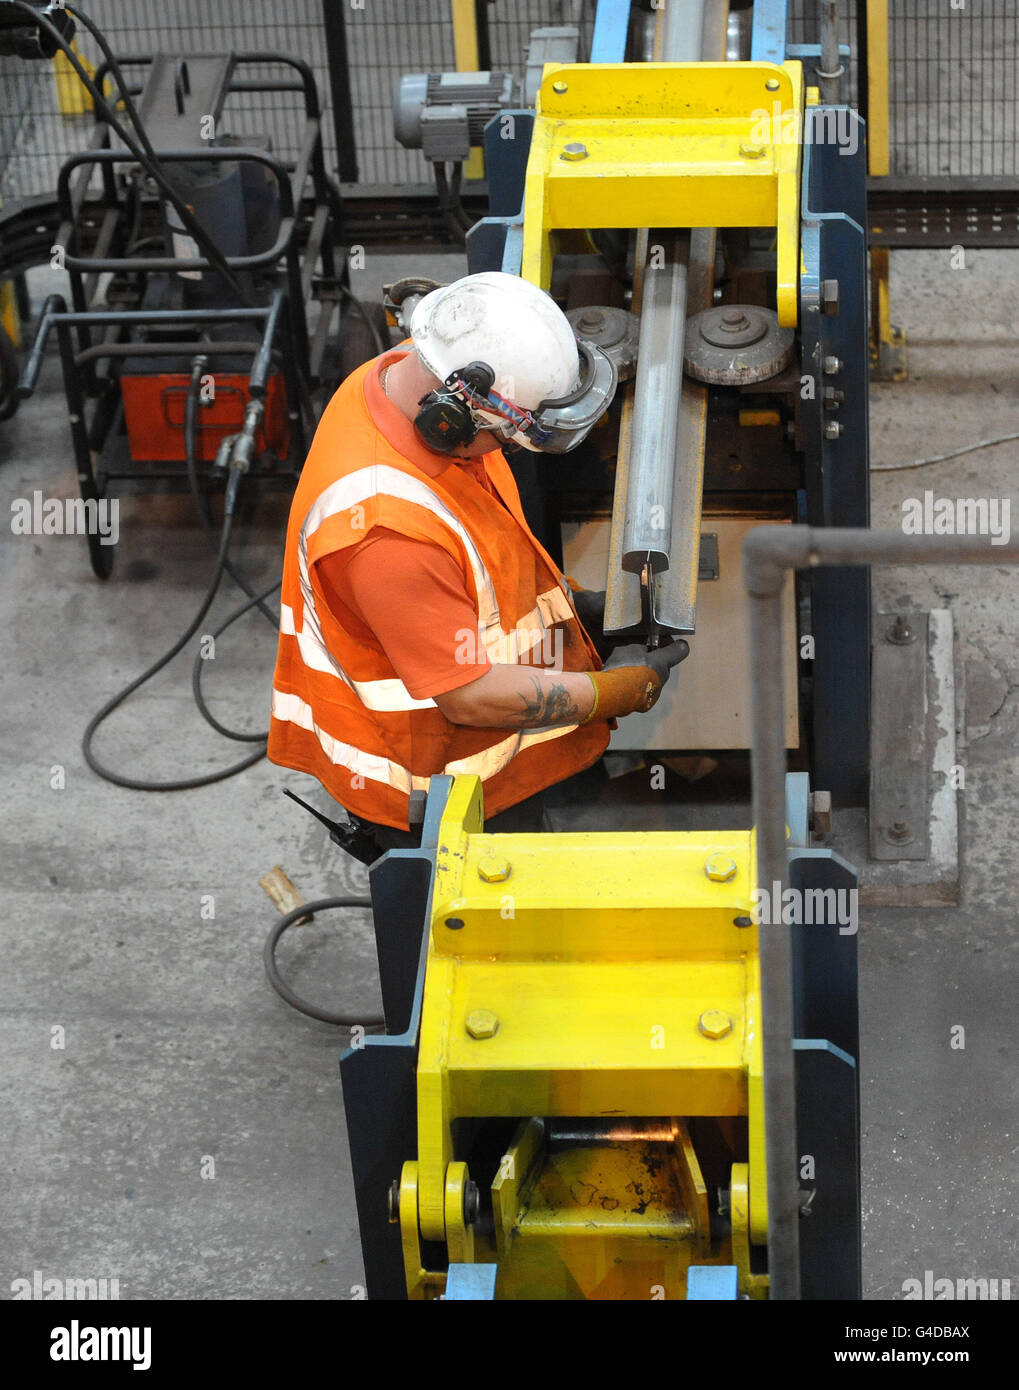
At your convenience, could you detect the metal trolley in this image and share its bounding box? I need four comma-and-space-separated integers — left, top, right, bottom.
17, 49, 347, 578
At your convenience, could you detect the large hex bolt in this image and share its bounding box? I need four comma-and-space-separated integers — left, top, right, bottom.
465, 1009, 500, 1039
699, 1009, 733, 1040
705, 853, 738, 882
477, 854, 511, 883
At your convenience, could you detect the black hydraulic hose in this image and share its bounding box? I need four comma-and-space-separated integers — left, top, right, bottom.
339, 284, 387, 355
448, 161, 475, 234
191, 576, 280, 742
180, 361, 283, 744
81, 471, 268, 789
264, 897, 382, 1027
9, 1, 254, 307
434, 164, 467, 247
183, 356, 278, 627
65, 4, 165, 160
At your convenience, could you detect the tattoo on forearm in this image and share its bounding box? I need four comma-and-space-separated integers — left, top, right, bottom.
516, 675, 581, 728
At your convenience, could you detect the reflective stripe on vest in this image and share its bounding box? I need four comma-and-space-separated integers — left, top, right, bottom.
279, 464, 576, 714
271, 687, 577, 792
278, 601, 436, 712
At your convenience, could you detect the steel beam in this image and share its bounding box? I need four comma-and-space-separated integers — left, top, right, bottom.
660, 0, 705, 61
620, 240, 689, 578
604, 0, 720, 637
816, 1, 843, 103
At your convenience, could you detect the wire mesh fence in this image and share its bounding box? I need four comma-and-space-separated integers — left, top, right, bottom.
886, 0, 1019, 177
0, 0, 593, 204
2, 1, 1017, 208
343, 0, 454, 187
0, 0, 337, 204
790, 0, 1019, 178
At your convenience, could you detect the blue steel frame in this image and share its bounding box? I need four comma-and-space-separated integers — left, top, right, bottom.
465, 111, 533, 277
590, 0, 630, 63
756, 0, 871, 802
339, 777, 453, 1301
786, 770, 863, 1299
751, 0, 789, 63
799, 107, 872, 806
687, 1265, 739, 1299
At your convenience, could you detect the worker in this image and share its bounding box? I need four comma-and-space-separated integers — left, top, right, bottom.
267, 271, 688, 859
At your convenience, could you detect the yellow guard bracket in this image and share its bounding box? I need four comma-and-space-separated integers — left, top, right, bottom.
522, 61, 803, 326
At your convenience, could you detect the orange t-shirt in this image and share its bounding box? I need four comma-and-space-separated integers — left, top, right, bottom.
316, 526, 495, 700
315, 458, 510, 701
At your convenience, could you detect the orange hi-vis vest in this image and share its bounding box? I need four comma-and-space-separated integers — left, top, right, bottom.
267, 348, 610, 830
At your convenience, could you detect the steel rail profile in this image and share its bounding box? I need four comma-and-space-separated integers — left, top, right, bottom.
608, 0, 720, 637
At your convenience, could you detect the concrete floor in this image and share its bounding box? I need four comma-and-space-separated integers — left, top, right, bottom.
1, 245, 1016, 1301
864, 248, 1019, 1298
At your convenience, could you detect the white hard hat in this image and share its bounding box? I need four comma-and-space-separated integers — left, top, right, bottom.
409, 271, 581, 409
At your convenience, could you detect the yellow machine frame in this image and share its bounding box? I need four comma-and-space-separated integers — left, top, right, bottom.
396, 777, 770, 1300
520, 60, 804, 326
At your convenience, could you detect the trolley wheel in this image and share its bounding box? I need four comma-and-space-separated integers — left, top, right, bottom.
87, 524, 114, 579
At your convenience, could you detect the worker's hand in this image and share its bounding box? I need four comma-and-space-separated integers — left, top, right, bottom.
604, 637, 690, 685
585, 637, 690, 721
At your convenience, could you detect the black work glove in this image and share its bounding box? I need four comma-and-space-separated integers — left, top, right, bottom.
570, 587, 618, 662
604, 636, 690, 688
572, 587, 606, 633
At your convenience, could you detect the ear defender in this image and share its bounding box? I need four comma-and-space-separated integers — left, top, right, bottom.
413, 362, 496, 454
413, 389, 478, 453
